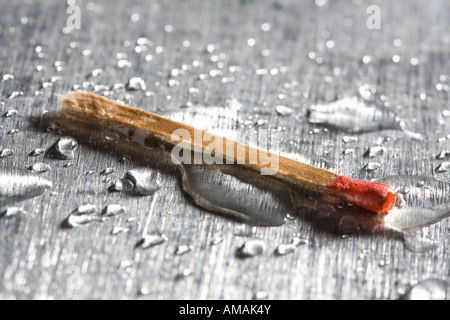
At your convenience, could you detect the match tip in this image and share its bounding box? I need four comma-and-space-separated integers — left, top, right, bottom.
327, 176, 397, 213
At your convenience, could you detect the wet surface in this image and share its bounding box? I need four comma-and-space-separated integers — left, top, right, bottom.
0, 0, 449, 300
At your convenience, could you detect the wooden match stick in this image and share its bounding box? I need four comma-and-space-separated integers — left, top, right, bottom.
60, 91, 397, 213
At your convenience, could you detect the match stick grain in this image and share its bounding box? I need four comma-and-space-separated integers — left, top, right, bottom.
61, 91, 397, 213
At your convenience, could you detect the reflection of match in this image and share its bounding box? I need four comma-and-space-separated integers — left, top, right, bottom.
61, 91, 397, 214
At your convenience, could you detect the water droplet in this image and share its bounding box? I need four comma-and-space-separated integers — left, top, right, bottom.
436, 161, 449, 173
111, 226, 130, 235
358, 84, 377, 101
275, 105, 294, 116
402, 279, 448, 300
365, 145, 384, 158
7, 129, 20, 135
117, 59, 132, 69
8, 91, 23, 99
104, 130, 121, 142
175, 244, 193, 255
403, 229, 440, 252
100, 167, 115, 176
437, 150, 450, 160
63, 204, 101, 228
274, 243, 296, 255
398, 186, 410, 194
237, 239, 265, 257
102, 204, 126, 217
260, 23, 271, 32
415, 180, 425, 188
308, 96, 420, 139
46, 137, 78, 160
317, 203, 336, 217
338, 215, 359, 233
211, 235, 223, 245
0, 167, 52, 207
29, 162, 51, 173
3, 109, 17, 117
124, 168, 160, 196
2, 74, 14, 82
109, 179, 134, 192
135, 233, 168, 249
0, 148, 15, 158
126, 77, 146, 91
362, 55, 373, 64
376, 176, 450, 233
364, 162, 381, 171
255, 119, 268, 126
179, 164, 293, 226
315, 0, 328, 7
392, 55, 401, 63
90, 68, 103, 77
342, 136, 358, 143
410, 58, 419, 66
29, 148, 45, 157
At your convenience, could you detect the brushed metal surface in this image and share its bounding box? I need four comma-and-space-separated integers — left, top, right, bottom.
0, 0, 449, 299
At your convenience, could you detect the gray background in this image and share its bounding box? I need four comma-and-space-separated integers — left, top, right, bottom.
0, 0, 449, 299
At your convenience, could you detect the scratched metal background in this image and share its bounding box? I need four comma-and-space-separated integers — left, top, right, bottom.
0, 0, 449, 300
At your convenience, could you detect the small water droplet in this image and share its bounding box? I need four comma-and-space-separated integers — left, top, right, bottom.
3, 109, 17, 117
437, 150, 450, 160
342, 135, 358, 143
365, 145, 384, 158
117, 59, 132, 68
237, 239, 265, 257
90, 68, 103, 77
100, 167, 115, 176
211, 235, 223, 245
109, 179, 134, 192
365, 162, 381, 171
102, 204, 126, 217
392, 55, 401, 63
28, 162, 51, 173
1, 206, 26, 218
275, 105, 294, 116
338, 215, 359, 233
124, 168, 160, 196
179, 164, 292, 226
308, 96, 420, 139
253, 291, 270, 300
7, 129, 20, 135
126, 77, 146, 91
111, 226, 130, 235
46, 137, 78, 160
362, 55, 373, 64
415, 180, 425, 188
0, 148, 15, 158
29, 148, 45, 157
135, 233, 168, 249
436, 161, 449, 173
8, 91, 23, 99
2, 74, 14, 82
175, 244, 193, 255
358, 84, 377, 101
402, 279, 448, 300
274, 243, 295, 255
104, 130, 121, 142
63, 204, 101, 228
317, 203, 336, 217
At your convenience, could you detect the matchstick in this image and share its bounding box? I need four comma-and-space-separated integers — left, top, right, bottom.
61, 92, 397, 213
